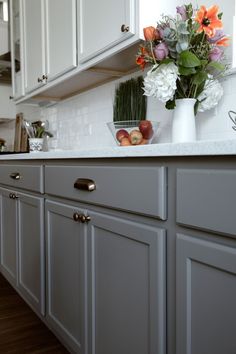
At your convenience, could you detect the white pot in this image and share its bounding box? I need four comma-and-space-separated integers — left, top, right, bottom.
171, 98, 196, 143
29, 138, 44, 152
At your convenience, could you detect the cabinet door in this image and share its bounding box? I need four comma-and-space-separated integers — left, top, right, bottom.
78, 0, 136, 63
18, 193, 45, 316
0, 188, 17, 287
45, 0, 77, 82
10, 0, 25, 99
87, 211, 166, 354
45, 200, 87, 354
176, 233, 236, 354
22, 0, 46, 93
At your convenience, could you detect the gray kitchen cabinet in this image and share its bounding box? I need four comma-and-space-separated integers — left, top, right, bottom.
44, 160, 167, 354
86, 210, 166, 354
45, 200, 86, 354
0, 164, 45, 316
175, 166, 236, 354
0, 186, 45, 316
0, 187, 17, 287
45, 199, 166, 354
22, 0, 77, 93
176, 233, 236, 354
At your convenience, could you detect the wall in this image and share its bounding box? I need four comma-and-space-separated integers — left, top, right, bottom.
0, 85, 16, 150
16, 71, 236, 151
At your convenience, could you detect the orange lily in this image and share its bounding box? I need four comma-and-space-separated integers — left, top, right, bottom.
216, 36, 230, 46
143, 26, 160, 41
195, 5, 223, 37
136, 46, 148, 70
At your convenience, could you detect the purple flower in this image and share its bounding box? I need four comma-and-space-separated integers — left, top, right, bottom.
154, 42, 169, 60
176, 5, 187, 21
208, 30, 225, 43
209, 46, 223, 62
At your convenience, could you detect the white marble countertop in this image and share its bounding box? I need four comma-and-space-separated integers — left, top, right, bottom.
1, 138, 236, 160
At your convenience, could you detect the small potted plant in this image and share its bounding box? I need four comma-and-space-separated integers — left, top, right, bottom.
28, 121, 53, 152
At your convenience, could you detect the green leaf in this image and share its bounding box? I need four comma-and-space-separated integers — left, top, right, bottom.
178, 66, 196, 75
165, 99, 176, 110
192, 71, 208, 85
178, 50, 201, 68
207, 61, 225, 72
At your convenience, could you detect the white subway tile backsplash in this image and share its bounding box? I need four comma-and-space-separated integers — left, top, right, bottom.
15, 71, 236, 151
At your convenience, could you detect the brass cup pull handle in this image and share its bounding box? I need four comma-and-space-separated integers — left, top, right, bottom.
10, 172, 21, 180
121, 24, 129, 32
9, 193, 13, 199
74, 178, 96, 192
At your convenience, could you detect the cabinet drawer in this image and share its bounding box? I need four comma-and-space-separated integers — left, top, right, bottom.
176, 168, 236, 236
45, 165, 167, 219
0, 164, 44, 193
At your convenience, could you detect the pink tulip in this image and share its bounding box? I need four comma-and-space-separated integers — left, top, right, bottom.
176, 5, 187, 20
153, 42, 169, 60
209, 47, 223, 62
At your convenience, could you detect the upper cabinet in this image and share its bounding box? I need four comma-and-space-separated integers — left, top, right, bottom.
12, 0, 164, 103
77, 0, 136, 63
10, 0, 25, 99
22, 0, 77, 94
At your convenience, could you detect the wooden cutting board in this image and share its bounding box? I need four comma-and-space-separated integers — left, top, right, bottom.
14, 113, 28, 152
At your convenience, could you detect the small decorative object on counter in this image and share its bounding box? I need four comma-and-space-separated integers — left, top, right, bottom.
136, 3, 230, 142
107, 120, 159, 146
29, 138, 44, 152
0, 138, 6, 152
23, 119, 53, 152
228, 110, 236, 131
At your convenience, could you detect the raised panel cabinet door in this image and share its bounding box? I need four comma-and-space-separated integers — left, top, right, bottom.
10, 0, 25, 99
0, 188, 17, 287
45, 0, 77, 82
22, 0, 46, 93
87, 211, 166, 354
176, 233, 236, 354
17, 193, 45, 316
45, 200, 87, 354
78, 0, 136, 62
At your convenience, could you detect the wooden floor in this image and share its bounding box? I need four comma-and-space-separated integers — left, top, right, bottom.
0, 273, 69, 353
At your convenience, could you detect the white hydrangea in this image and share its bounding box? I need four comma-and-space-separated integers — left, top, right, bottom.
197, 79, 223, 112
143, 62, 179, 103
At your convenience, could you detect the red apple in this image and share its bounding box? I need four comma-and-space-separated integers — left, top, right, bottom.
116, 129, 129, 142
129, 129, 143, 145
120, 137, 131, 146
138, 120, 154, 139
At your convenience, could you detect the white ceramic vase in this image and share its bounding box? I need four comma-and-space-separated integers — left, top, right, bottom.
29, 138, 44, 152
171, 98, 196, 143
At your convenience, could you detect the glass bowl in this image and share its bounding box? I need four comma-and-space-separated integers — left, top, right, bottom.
107, 120, 159, 146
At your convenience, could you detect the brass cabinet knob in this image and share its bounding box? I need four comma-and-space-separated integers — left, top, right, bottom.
42, 74, 48, 81
73, 212, 80, 222
121, 24, 129, 32
73, 213, 91, 223
79, 214, 91, 223
37, 77, 43, 83
10, 172, 21, 180
9, 193, 18, 199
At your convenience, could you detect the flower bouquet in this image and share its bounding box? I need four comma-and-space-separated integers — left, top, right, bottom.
136, 3, 230, 114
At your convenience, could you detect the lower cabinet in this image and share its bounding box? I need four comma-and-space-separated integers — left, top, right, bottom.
0, 187, 45, 316
176, 233, 236, 354
45, 199, 166, 354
